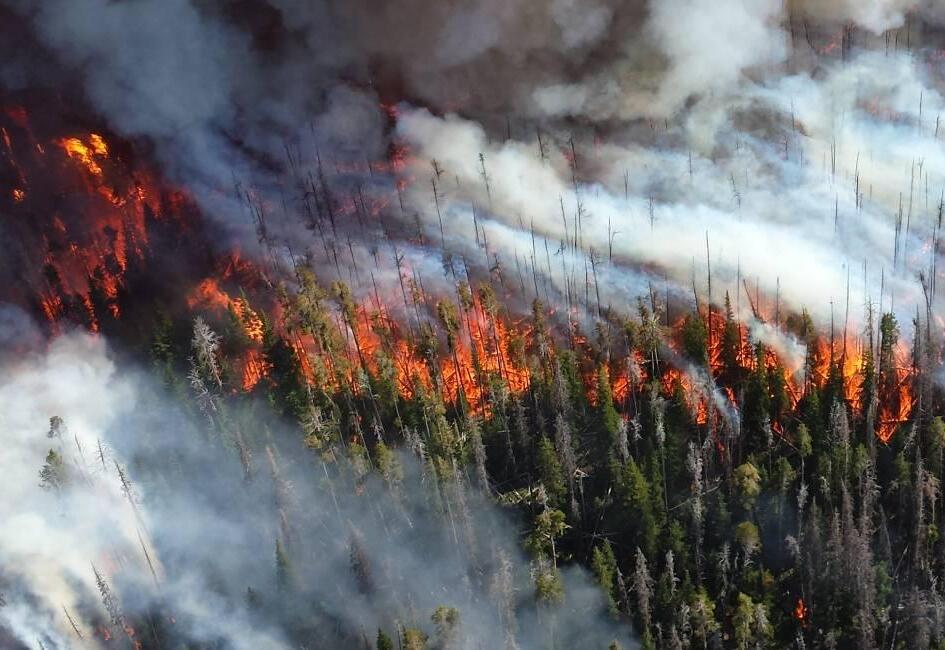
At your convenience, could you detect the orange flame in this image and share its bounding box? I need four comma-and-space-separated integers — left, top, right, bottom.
794, 597, 808, 623
877, 341, 915, 444
60, 135, 105, 177
233, 297, 265, 343
241, 349, 270, 391
661, 368, 708, 425
4, 120, 173, 331
330, 298, 531, 414
186, 276, 273, 391
187, 278, 232, 311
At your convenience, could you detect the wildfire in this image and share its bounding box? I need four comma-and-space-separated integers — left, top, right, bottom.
186, 272, 274, 391
233, 297, 265, 343
241, 348, 271, 391
0, 106, 183, 333
60, 134, 107, 178
876, 341, 915, 444
187, 278, 232, 311
808, 337, 866, 404
794, 597, 808, 624
3, 102, 919, 447
661, 367, 708, 425
694, 304, 916, 442
326, 296, 532, 415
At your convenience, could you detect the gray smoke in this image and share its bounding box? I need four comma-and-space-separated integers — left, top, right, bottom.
6, 0, 943, 335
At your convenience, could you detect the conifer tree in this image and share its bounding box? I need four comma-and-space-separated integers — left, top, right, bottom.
592, 541, 619, 616
92, 564, 123, 629
38, 449, 69, 493
376, 629, 394, 650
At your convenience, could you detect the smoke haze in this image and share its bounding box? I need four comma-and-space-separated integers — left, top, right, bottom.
0, 320, 636, 647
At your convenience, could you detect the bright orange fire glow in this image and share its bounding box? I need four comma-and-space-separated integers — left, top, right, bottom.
440, 306, 530, 412
241, 348, 271, 391
794, 597, 808, 623
808, 337, 865, 404
307, 298, 533, 414
611, 353, 645, 404
9, 105, 918, 449
693, 306, 915, 442
233, 297, 265, 343
877, 341, 915, 444
2, 107, 179, 335
662, 368, 708, 424
60, 135, 106, 177
187, 278, 232, 311
186, 271, 273, 391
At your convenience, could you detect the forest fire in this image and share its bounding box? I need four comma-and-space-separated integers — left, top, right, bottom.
794, 597, 808, 624
327, 297, 531, 415
233, 297, 266, 343
4, 90, 917, 450
661, 368, 709, 425
60, 134, 108, 178
186, 265, 274, 390
0, 105, 190, 333
877, 345, 916, 444
10, 2, 945, 648
187, 278, 233, 312
240, 348, 270, 391
4, 100, 920, 448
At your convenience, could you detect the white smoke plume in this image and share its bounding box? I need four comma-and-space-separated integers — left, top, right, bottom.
4, 0, 945, 340
0, 316, 635, 648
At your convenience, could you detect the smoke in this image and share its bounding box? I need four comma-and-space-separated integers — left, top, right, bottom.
0, 329, 137, 648
0, 305, 42, 363
3, 0, 944, 339
0, 326, 635, 648
392, 70, 932, 331
647, 0, 787, 117
789, 0, 945, 33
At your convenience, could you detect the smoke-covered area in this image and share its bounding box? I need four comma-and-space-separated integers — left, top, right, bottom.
0, 318, 634, 648
4, 0, 945, 336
